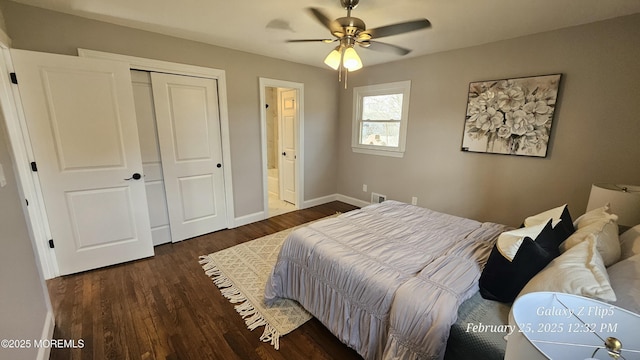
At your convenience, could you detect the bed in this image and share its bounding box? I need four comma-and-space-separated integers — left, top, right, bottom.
264, 200, 510, 359
265, 199, 640, 360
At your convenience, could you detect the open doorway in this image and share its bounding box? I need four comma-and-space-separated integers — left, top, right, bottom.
266, 86, 296, 216
260, 78, 304, 218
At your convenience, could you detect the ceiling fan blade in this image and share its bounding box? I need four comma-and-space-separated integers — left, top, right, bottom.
307, 7, 341, 33
363, 40, 412, 56
287, 39, 336, 43
367, 19, 431, 39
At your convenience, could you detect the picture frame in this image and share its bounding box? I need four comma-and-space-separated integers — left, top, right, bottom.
461, 74, 562, 157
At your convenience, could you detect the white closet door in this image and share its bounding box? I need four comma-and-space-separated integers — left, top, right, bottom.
11, 49, 153, 275
151, 72, 227, 241
279, 88, 297, 205
131, 70, 171, 246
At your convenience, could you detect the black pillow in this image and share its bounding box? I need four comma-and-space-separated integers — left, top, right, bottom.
535, 218, 566, 258
519, 205, 575, 240
479, 220, 559, 303
553, 205, 575, 242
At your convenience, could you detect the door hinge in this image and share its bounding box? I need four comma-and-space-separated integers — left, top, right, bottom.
9, 72, 17, 84
30, 161, 37, 172
48, 239, 55, 248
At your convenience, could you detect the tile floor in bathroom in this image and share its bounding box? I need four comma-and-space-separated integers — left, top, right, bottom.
268, 192, 297, 217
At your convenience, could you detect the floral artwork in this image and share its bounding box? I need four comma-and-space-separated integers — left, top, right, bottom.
461, 74, 562, 157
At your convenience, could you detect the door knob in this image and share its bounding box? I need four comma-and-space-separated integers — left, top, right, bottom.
124, 173, 142, 180
282, 152, 287, 156
217, 163, 222, 168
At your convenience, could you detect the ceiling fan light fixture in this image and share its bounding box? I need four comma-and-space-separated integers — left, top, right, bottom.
324, 48, 342, 70
342, 47, 362, 71
292, 0, 429, 87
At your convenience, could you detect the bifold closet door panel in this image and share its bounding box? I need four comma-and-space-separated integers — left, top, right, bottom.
131, 70, 171, 246
150, 72, 228, 242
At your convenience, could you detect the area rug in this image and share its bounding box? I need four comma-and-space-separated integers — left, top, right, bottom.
199, 216, 336, 349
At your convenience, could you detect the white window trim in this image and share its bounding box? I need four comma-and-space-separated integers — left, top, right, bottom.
351, 80, 411, 157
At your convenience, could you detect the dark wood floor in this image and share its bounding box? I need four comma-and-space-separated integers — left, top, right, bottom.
47, 201, 362, 360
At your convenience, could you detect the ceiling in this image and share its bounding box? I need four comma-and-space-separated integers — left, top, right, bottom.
8, 0, 640, 68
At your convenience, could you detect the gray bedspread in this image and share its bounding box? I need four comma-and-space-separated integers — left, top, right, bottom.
444, 292, 511, 360
264, 201, 508, 360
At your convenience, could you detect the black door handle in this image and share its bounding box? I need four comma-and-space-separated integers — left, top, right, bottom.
124, 173, 142, 181
217, 163, 222, 168
282, 152, 286, 156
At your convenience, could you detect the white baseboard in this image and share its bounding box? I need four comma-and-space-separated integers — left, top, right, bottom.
233, 211, 265, 228
335, 194, 370, 208
302, 194, 339, 208
234, 194, 368, 228
304, 194, 370, 209
36, 310, 55, 360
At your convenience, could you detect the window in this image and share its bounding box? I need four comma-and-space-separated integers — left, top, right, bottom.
352, 81, 411, 157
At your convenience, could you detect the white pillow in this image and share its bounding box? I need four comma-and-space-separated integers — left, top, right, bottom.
573, 203, 616, 228
497, 222, 548, 261
620, 225, 640, 261
524, 204, 566, 227
607, 253, 640, 314
518, 236, 616, 302
561, 204, 620, 266
561, 222, 620, 266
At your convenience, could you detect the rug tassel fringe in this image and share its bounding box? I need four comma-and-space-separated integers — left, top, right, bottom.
199, 255, 282, 349
260, 324, 281, 350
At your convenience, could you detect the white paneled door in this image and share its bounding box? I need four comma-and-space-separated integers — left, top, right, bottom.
130, 70, 172, 246
11, 49, 154, 276
150, 73, 227, 242
279, 89, 297, 205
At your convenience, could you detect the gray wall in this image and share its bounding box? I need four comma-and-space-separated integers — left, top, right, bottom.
1, 0, 638, 229
0, 111, 50, 360
0, 0, 340, 218
338, 14, 640, 226
0, 7, 50, 359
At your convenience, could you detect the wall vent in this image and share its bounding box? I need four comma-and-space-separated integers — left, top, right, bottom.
371, 192, 387, 204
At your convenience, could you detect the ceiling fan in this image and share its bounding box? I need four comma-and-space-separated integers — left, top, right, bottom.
288, 0, 431, 84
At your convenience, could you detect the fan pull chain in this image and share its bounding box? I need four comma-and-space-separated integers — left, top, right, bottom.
344, 68, 348, 89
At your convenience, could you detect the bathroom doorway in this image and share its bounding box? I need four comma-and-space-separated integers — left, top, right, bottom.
261, 79, 303, 218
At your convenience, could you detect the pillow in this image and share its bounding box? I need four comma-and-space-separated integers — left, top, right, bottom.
479, 220, 558, 303
523, 204, 574, 242
573, 203, 616, 228
561, 204, 620, 266
620, 224, 640, 261
497, 222, 549, 261
607, 253, 640, 314
518, 236, 616, 302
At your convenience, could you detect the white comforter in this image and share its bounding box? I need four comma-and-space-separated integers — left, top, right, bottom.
264, 201, 508, 360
